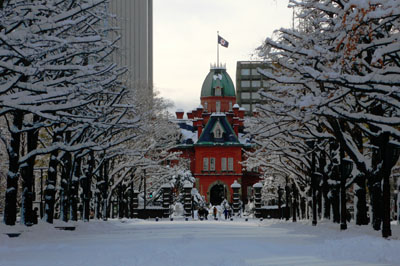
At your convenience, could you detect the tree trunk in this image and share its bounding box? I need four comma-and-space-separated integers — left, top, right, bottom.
20, 115, 39, 225
369, 178, 383, 230
102, 158, 109, 220
322, 176, 331, 220
44, 132, 61, 224
69, 156, 80, 221
292, 184, 297, 222
331, 186, 340, 223
4, 111, 23, 225
355, 175, 369, 225
81, 151, 94, 222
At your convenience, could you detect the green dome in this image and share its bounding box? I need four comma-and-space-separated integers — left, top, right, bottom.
200, 67, 235, 97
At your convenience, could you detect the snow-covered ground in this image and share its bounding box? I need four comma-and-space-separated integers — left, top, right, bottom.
1, 218, 400, 266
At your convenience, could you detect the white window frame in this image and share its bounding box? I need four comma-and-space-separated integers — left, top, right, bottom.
216, 101, 221, 112
210, 158, 216, 171
203, 157, 209, 171
221, 157, 227, 171
228, 158, 234, 171
213, 121, 224, 139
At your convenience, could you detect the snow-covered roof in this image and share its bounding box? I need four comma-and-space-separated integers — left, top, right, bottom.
233, 103, 240, 109
210, 112, 226, 117
176, 108, 184, 113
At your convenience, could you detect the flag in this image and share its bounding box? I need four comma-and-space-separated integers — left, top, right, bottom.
218, 35, 229, 48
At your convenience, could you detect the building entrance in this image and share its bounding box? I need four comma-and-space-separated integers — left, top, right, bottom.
210, 184, 227, 206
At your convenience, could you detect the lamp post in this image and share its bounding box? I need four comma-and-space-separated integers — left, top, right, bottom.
143, 168, 147, 210
306, 140, 317, 226
382, 143, 400, 238
278, 186, 283, 219
340, 148, 353, 231
285, 176, 290, 220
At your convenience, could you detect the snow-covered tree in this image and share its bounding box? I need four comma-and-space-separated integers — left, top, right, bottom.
0, 0, 132, 225
252, 0, 400, 235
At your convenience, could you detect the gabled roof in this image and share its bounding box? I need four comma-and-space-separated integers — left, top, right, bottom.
196, 113, 241, 146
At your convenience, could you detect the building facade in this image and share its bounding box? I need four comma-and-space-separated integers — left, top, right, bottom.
109, 0, 153, 94
236, 61, 271, 115
173, 65, 260, 205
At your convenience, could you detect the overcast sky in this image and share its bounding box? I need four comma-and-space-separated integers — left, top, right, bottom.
153, 0, 292, 112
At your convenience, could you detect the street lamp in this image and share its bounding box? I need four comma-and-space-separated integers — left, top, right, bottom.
306, 140, 317, 226
340, 154, 353, 231
278, 186, 283, 219
143, 168, 147, 210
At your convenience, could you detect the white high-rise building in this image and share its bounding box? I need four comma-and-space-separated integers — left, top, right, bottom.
109, 0, 153, 95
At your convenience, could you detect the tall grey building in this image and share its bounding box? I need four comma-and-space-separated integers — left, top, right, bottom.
236, 61, 271, 115
109, 0, 153, 94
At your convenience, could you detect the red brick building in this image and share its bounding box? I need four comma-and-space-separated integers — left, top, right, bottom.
174, 65, 260, 205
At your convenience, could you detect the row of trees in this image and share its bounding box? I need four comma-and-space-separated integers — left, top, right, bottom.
246, 0, 400, 237
0, 0, 183, 226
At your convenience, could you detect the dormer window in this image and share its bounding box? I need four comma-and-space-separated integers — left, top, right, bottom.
212, 120, 224, 139
215, 87, 221, 96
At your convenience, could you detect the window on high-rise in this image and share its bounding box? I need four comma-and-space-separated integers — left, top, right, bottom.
241, 92, 250, 99
241, 69, 250, 75
241, 81, 250, 87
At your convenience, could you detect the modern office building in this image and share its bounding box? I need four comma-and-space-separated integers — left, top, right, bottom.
236, 61, 272, 115
109, 0, 153, 95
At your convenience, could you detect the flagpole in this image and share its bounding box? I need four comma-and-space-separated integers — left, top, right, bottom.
217, 31, 219, 67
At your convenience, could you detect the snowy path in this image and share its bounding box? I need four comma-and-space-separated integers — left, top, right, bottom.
1, 218, 400, 266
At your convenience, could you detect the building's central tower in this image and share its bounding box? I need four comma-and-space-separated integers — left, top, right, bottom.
200, 64, 236, 113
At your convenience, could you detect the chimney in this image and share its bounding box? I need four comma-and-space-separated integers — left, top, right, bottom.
233, 103, 240, 117
252, 107, 259, 117
187, 111, 194, 120
196, 104, 204, 118
175, 109, 184, 119
233, 117, 239, 136
238, 107, 245, 119
226, 112, 234, 124
202, 112, 211, 125
197, 118, 204, 138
